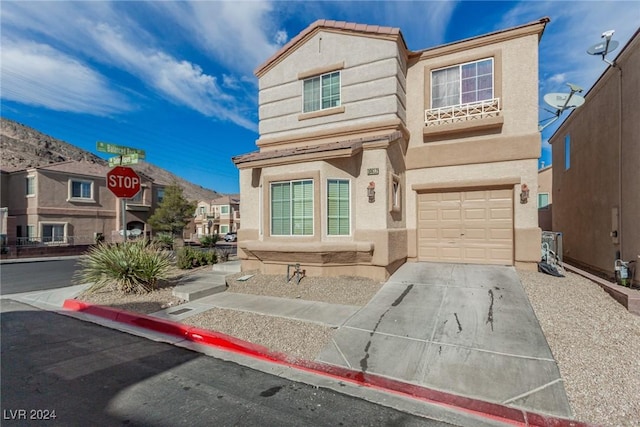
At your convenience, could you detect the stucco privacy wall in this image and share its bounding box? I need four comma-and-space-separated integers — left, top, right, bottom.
257, 30, 407, 147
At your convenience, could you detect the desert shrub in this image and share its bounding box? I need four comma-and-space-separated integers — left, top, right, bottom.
153, 233, 174, 250
177, 247, 217, 269
76, 240, 172, 294
199, 234, 219, 248
216, 247, 232, 263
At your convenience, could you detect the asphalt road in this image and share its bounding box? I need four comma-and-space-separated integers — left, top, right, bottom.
0, 259, 80, 295
1, 300, 452, 427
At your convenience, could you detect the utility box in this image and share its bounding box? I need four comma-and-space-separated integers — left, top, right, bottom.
542, 231, 563, 263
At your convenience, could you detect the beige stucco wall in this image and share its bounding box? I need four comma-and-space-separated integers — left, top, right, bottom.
405, 33, 541, 151
551, 33, 639, 277
258, 30, 406, 146
403, 32, 542, 266
405, 158, 540, 264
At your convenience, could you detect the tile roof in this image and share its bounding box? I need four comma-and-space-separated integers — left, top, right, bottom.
233, 131, 403, 165
35, 160, 111, 177
211, 194, 240, 205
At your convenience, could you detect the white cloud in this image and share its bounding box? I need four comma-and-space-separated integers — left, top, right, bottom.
0, 39, 131, 115
150, 1, 286, 75
274, 30, 289, 46
549, 73, 567, 84
0, 1, 259, 131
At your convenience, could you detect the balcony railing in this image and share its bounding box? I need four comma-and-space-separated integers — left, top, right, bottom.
425, 98, 500, 126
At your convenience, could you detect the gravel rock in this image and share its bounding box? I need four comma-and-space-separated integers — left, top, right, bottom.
225, 270, 384, 306
518, 269, 640, 427
183, 308, 335, 360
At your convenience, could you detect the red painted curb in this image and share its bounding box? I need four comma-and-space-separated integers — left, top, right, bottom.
62, 299, 594, 427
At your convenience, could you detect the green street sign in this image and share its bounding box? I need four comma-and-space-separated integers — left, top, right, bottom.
97, 141, 146, 158
108, 153, 139, 167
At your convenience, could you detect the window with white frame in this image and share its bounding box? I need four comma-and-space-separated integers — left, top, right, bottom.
271, 180, 313, 236
199, 206, 205, 215
220, 205, 230, 215
432, 58, 493, 108
538, 193, 550, 210
69, 179, 92, 200
26, 176, 35, 196
41, 223, 65, 243
303, 71, 340, 113
220, 225, 229, 234
327, 179, 350, 236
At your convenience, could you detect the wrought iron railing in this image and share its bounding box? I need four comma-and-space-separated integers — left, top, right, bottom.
425, 98, 501, 126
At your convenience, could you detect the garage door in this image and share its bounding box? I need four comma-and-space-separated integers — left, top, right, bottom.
417, 189, 513, 265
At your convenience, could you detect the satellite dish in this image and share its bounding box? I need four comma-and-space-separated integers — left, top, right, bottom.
587, 40, 619, 56
539, 83, 585, 132
544, 93, 585, 110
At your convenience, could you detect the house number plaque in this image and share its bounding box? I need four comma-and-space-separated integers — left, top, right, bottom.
367, 168, 379, 175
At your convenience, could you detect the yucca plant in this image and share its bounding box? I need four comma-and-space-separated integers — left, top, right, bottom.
76, 240, 172, 294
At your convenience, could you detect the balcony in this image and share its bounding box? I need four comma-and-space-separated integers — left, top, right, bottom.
425, 98, 501, 126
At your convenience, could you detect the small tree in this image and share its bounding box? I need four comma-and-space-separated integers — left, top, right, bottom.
148, 182, 196, 245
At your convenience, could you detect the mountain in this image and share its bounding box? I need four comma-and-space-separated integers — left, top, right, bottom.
0, 118, 221, 201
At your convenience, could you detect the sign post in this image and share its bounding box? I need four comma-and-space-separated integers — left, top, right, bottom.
106, 166, 141, 241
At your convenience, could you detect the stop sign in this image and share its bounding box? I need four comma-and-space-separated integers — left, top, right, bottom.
107, 166, 141, 198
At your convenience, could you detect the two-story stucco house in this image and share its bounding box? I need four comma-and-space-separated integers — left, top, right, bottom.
1, 161, 166, 246
233, 18, 548, 280
192, 194, 240, 239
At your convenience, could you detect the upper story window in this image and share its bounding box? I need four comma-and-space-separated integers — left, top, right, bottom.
199, 206, 205, 215
220, 205, 230, 215
431, 58, 493, 108
157, 188, 165, 203
69, 179, 93, 201
271, 180, 313, 236
303, 71, 340, 113
26, 176, 35, 196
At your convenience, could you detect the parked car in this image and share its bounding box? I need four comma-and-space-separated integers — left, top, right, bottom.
224, 232, 237, 242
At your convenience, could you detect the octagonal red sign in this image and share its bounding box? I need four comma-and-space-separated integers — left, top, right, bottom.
107, 166, 141, 198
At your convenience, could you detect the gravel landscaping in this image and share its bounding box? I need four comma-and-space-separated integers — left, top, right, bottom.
77, 264, 640, 426
518, 269, 640, 427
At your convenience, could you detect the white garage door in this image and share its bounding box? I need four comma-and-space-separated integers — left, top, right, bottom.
417, 188, 513, 265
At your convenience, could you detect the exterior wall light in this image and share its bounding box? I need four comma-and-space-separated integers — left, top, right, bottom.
520, 184, 530, 204
367, 181, 376, 203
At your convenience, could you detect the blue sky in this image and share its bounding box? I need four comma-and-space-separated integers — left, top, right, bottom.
1, 1, 638, 194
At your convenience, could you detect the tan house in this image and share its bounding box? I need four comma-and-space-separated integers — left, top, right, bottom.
549, 29, 639, 283
1, 161, 166, 246
537, 165, 552, 231
193, 194, 240, 238
233, 18, 548, 280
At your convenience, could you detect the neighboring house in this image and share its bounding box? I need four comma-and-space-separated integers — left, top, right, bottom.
549, 29, 639, 283
537, 165, 552, 231
233, 18, 548, 280
192, 194, 240, 238
0, 160, 166, 247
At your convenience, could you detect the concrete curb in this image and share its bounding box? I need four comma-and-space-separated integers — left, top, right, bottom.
62, 299, 593, 427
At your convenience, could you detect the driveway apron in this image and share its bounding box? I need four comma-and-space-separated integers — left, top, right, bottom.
316, 262, 572, 418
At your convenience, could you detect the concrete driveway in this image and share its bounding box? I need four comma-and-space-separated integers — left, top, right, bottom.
316, 262, 572, 418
